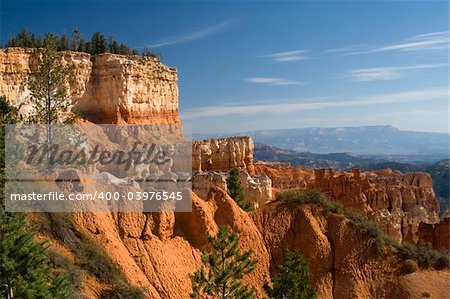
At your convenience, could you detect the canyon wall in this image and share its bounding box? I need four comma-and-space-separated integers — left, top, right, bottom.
312, 168, 439, 215
36, 185, 449, 299
192, 170, 272, 209
191, 136, 270, 207
0, 47, 180, 125
0, 47, 92, 114
77, 54, 179, 124
192, 136, 255, 174
255, 163, 448, 248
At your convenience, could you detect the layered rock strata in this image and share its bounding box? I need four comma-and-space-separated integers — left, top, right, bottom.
254, 162, 447, 249
36, 184, 448, 299
0, 47, 180, 125
192, 170, 272, 209
192, 137, 255, 174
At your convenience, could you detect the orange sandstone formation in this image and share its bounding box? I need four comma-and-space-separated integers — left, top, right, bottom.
255, 162, 448, 249
0, 47, 180, 125
2, 47, 448, 298
192, 136, 255, 174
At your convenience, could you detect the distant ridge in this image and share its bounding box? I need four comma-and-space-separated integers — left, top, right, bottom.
193, 125, 449, 157
253, 142, 372, 170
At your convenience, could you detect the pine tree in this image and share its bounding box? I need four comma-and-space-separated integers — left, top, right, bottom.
85, 41, 92, 54
9, 29, 35, 48
58, 33, 69, 51
77, 38, 86, 52
190, 226, 258, 299
110, 40, 119, 54
35, 34, 44, 48
118, 43, 131, 55
6, 36, 16, 47
90, 32, 107, 55
264, 250, 317, 299
0, 97, 69, 298
0, 96, 19, 206
28, 34, 74, 170
0, 96, 19, 129
227, 168, 252, 211
28, 34, 73, 124
0, 211, 71, 298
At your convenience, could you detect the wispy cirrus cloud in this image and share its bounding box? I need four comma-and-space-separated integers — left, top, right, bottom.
246, 77, 303, 86
149, 21, 234, 48
368, 31, 450, 54
181, 88, 448, 120
328, 31, 449, 55
259, 50, 308, 62
348, 63, 447, 82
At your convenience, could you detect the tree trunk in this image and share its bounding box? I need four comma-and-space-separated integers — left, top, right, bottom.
46, 82, 53, 173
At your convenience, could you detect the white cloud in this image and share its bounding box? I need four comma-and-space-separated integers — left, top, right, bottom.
324, 44, 368, 54
348, 64, 446, 82
149, 21, 234, 48
246, 77, 303, 85
259, 50, 308, 62
181, 88, 448, 120
370, 31, 449, 53
329, 31, 449, 55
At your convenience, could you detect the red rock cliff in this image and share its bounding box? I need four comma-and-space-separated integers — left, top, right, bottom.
0, 47, 180, 125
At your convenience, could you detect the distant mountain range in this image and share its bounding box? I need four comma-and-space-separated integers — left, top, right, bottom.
194, 125, 449, 160
254, 142, 372, 170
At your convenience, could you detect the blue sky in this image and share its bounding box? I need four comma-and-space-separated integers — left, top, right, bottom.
1, 1, 449, 134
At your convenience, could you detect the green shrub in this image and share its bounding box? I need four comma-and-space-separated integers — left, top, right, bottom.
343, 209, 388, 253
276, 189, 323, 204
276, 189, 344, 213
46, 213, 130, 284
100, 285, 147, 299
49, 249, 84, 293
403, 259, 419, 274
78, 238, 126, 284
264, 249, 317, 299
46, 213, 78, 246
227, 168, 253, 212
434, 254, 450, 270
396, 243, 449, 270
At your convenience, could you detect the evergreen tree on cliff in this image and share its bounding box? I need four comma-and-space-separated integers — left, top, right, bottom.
0, 96, 20, 205
28, 33, 73, 124
227, 168, 252, 211
0, 97, 70, 298
89, 32, 108, 55
7, 29, 35, 48
190, 225, 258, 299
58, 32, 69, 51
27, 34, 74, 170
264, 250, 317, 299
0, 211, 71, 298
